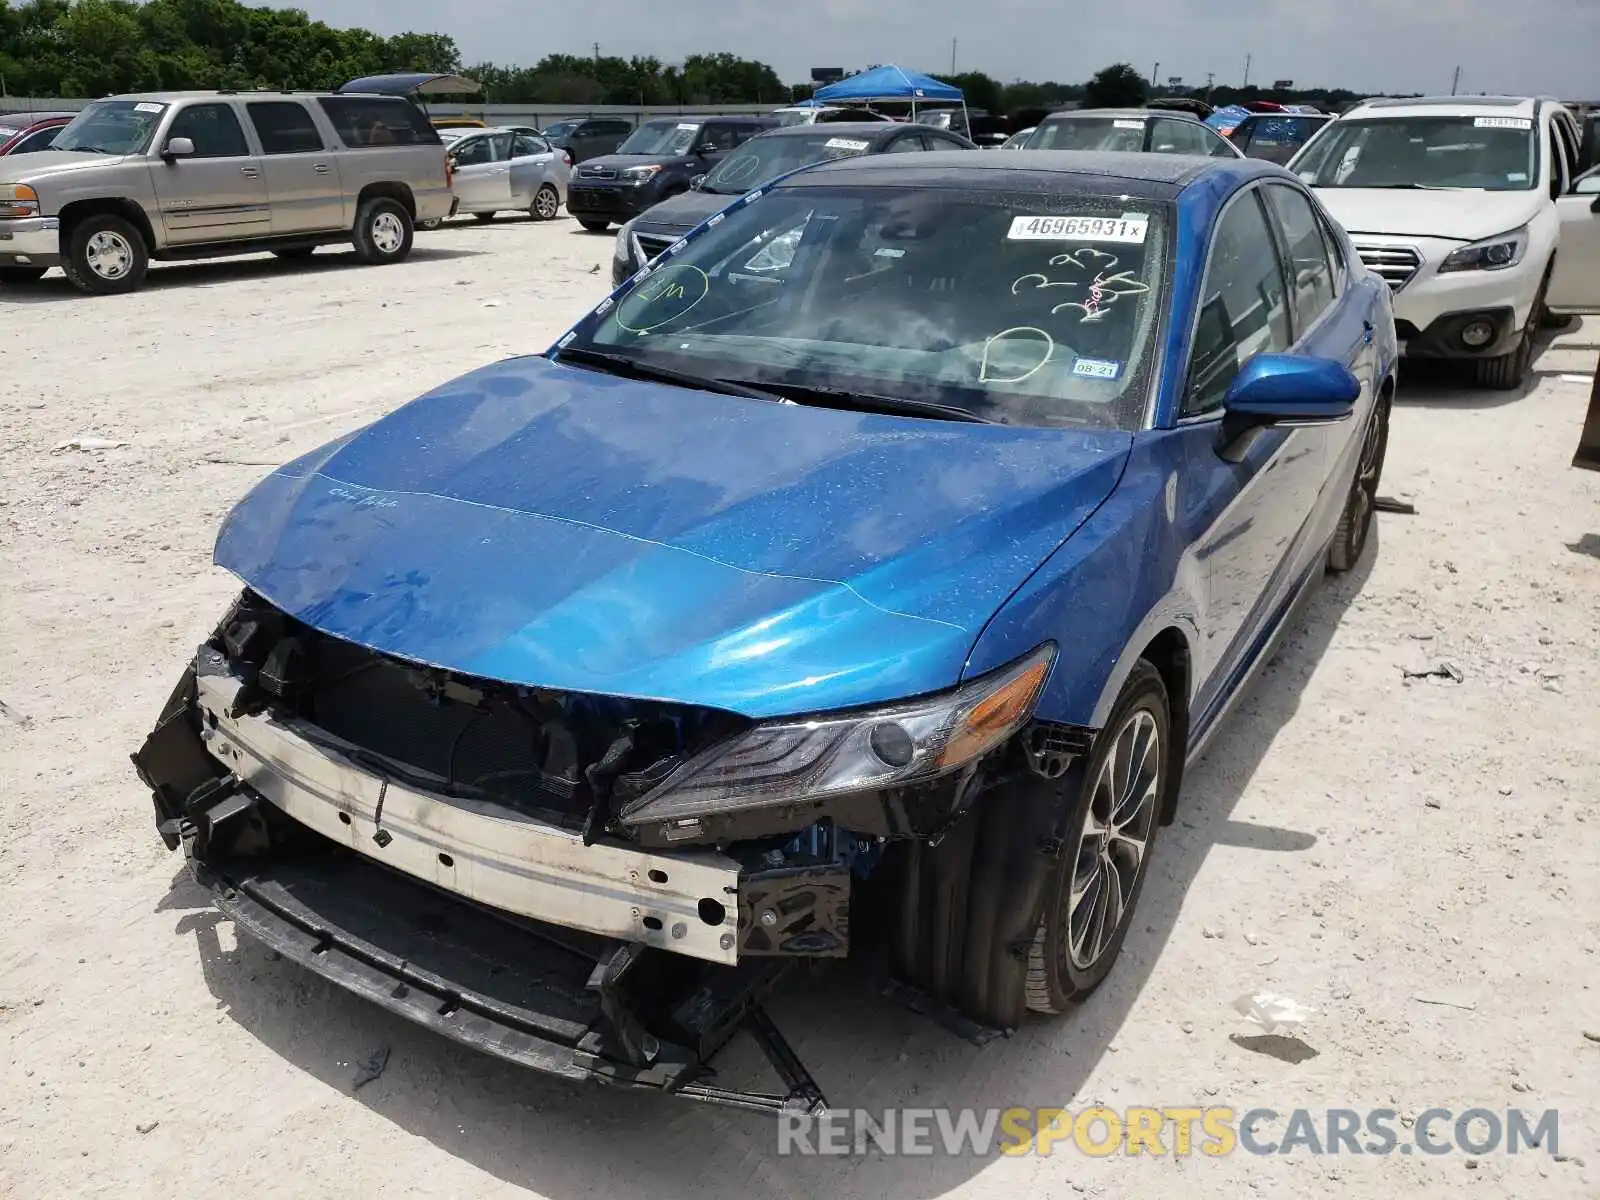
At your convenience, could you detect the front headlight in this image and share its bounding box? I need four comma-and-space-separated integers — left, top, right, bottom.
620, 164, 662, 184
613, 219, 635, 266
0, 183, 39, 219
619, 645, 1056, 828
1438, 225, 1528, 274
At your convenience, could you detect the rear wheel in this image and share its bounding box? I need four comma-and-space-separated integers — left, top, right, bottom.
1327, 388, 1391, 572
64, 214, 148, 295
352, 197, 414, 266
0, 266, 47, 284
578, 219, 610, 233
531, 184, 561, 221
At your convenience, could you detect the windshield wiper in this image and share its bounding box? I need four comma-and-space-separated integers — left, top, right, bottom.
752, 380, 996, 424
553, 346, 786, 404
1358, 182, 1458, 190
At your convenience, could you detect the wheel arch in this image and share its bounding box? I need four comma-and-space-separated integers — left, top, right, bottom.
58, 197, 156, 252
357, 181, 416, 219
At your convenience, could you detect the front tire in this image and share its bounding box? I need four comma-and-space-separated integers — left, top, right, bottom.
64, 214, 148, 295
352, 197, 414, 266
1327, 388, 1390, 572
578, 218, 610, 233
1025, 661, 1171, 1013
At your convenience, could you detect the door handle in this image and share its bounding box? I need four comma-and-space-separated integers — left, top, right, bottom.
240, 166, 259, 177
313, 164, 330, 174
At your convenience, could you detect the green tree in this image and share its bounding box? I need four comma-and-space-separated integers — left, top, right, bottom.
1082, 63, 1148, 109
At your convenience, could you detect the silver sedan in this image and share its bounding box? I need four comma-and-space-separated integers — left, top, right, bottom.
442, 128, 572, 223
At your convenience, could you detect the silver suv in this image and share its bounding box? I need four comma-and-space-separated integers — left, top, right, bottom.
0, 87, 453, 294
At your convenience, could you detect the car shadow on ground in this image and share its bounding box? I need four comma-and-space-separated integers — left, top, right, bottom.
1393, 328, 1572, 410
0, 247, 485, 303
159, 538, 1377, 1198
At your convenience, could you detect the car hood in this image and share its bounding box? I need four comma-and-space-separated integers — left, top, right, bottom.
631, 190, 730, 233
1311, 187, 1542, 242
0, 151, 133, 182
215, 355, 1130, 718
578, 153, 697, 173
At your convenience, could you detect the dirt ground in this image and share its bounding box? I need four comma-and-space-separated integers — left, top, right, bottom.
2, 217, 1598, 1199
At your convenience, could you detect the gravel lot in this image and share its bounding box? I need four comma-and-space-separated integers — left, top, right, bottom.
2, 216, 1598, 1199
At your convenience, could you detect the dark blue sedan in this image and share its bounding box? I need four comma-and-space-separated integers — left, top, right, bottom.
135, 151, 1397, 1109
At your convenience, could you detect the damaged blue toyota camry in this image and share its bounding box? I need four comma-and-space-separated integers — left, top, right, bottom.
134, 151, 1396, 1111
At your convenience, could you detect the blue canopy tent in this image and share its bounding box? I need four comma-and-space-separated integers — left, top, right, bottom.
813, 65, 966, 127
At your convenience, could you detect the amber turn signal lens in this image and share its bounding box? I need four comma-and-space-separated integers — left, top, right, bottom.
938, 658, 1051, 768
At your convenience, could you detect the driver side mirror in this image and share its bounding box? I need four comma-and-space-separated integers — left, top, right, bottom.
689, 174, 706, 191
162, 136, 195, 161
1218, 353, 1358, 460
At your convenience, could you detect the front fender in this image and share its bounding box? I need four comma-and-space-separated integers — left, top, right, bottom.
963, 431, 1203, 733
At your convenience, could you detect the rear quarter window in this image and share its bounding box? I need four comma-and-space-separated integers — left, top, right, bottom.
316, 97, 441, 148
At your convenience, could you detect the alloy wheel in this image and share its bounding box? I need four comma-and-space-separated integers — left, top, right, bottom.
1068, 707, 1160, 970
535, 187, 559, 219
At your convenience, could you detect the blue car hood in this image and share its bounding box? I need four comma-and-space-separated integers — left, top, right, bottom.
216, 356, 1130, 718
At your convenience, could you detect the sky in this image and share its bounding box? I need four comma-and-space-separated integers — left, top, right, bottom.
266, 0, 1599, 98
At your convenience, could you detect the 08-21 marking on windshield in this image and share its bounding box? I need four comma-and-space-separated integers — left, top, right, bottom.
1008, 214, 1148, 244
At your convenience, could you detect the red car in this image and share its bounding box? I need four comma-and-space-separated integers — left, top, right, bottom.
0, 112, 74, 156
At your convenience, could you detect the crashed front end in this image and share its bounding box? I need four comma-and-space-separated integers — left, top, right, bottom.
134, 590, 1053, 1108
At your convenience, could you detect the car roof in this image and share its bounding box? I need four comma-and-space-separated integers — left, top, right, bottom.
1043, 107, 1201, 123
639, 114, 774, 124
98, 89, 416, 103
0, 112, 75, 127
756, 121, 924, 138
1350, 95, 1545, 118
781, 148, 1278, 196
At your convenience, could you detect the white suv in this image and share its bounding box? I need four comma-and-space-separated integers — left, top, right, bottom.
1289, 96, 1600, 389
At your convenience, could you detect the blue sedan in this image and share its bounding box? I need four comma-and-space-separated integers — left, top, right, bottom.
135, 151, 1397, 1106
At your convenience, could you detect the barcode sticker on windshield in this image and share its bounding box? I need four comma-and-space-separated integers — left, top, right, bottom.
1113, 119, 1145, 130
134, 102, 165, 113
1475, 117, 1531, 130
825, 137, 871, 151
1008, 214, 1148, 243
677, 123, 698, 131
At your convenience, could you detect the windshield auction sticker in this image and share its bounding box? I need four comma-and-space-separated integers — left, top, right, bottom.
824, 138, 871, 151
615, 264, 710, 333
1474, 117, 1531, 129
1008, 215, 1148, 244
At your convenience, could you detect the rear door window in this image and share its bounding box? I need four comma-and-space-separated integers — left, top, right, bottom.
512, 134, 548, 157
166, 103, 250, 158
884, 133, 927, 152
247, 101, 325, 154
316, 97, 441, 147
1263, 184, 1337, 336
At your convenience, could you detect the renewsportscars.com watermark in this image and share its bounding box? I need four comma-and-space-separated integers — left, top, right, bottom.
777, 1107, 1561, 1158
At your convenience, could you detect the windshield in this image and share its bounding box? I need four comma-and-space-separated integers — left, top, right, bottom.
772, 109, 817, 127
1026, 117, 1146, 152
701, 132, 877, 195
561, 185, 1169, 430
541, 121, 579, 138
618, 120, 700, 156
1292, 116, 1537, 190
1233, 116, 1329, 163
50, 100, 166, 154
